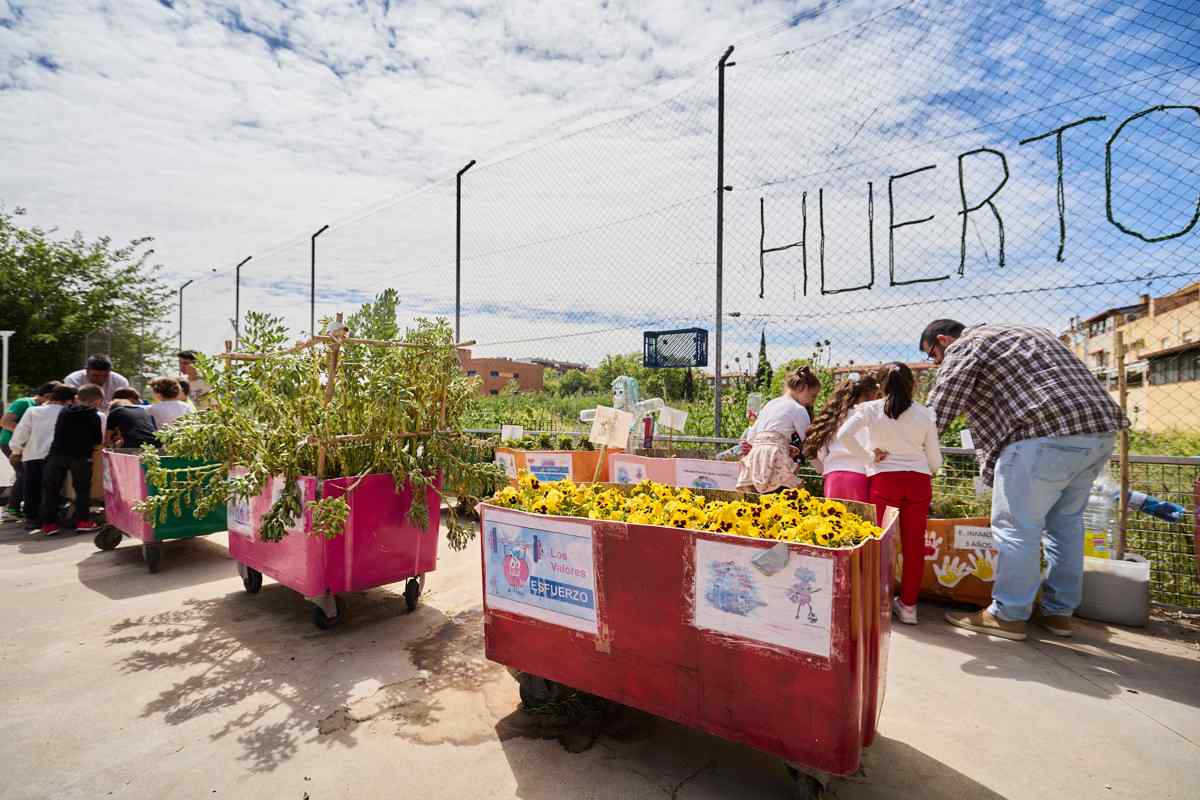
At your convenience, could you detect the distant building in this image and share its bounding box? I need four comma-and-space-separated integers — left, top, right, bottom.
457, 350, 545, 396
529, 357, 589, 374
1062, 282, 1199, 432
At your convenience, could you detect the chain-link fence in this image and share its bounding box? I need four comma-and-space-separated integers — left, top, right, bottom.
176, 0, 1198, 441
167, 2, 1198, 602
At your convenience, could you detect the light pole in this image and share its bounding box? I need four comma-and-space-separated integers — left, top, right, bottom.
311, 224, 330, 337
0, 330, 13, 407
456, 159, 476, 343
234, 255, 251, 347
178, 279, 194, 351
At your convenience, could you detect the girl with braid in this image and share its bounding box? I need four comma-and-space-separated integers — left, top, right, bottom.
802, 374, 881, 503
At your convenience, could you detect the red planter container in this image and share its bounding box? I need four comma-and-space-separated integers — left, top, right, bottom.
478, 495, 897, 778
229, 472, 441, 628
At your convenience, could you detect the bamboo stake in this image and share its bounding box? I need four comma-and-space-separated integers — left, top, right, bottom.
316, 313, 344, 481
593, 444, 607, 483
1115, 330, 1130, 560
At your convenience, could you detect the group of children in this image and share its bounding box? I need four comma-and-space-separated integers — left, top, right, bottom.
1, 352, 207, 535
735, 363, 942, 626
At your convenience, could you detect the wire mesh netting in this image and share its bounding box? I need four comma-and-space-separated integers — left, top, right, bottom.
171, 0, 1199, 605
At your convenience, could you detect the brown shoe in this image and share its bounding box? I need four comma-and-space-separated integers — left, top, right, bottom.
1032, 609, 1073, 638
945, 609, 1027, 641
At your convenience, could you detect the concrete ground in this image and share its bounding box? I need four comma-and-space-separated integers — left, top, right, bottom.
0, 519, 1197, 800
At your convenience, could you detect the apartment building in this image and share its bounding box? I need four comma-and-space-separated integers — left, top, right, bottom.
456, 349, 545, 395
1062, 282, 1199, 432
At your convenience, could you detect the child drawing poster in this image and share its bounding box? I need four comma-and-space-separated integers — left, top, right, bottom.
692, 539, 834, 657
483, 508, 598, 634
609, 454, 648, 485
494, 451, 518, 479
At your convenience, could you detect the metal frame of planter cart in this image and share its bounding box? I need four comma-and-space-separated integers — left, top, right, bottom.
479, 488, 898, 796
95, 449, 228, 573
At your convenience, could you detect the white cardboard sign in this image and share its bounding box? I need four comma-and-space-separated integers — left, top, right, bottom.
501, 425, 524, 442
953, 524, 995, 552
588, 405, 634, 449
658, 406, 688, 432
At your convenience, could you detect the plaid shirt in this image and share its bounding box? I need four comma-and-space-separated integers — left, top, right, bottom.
928, 324, 1128, 486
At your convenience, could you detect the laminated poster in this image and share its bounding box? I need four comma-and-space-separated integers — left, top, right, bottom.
675, 459, 740, 491
483, 508, 598, 634
693, 539, 833, 657
526, 452, 572, 483
228, 494, 253, 537
609, 454, 648, 485
494, 451, 518, 479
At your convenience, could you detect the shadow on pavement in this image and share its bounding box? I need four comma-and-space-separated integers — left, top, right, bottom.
495, 700, 1008, 800
105, 584, 445, 774
77, 536, 235, 598
899, 600, 1200, 712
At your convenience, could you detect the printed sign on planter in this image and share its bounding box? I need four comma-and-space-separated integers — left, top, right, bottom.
609, 454, 648, 485
693, 538, 834, 657
525, 452, 572, 483
483, 508, 598, 634
494, 450, 518, 479
675, 458, 740, 491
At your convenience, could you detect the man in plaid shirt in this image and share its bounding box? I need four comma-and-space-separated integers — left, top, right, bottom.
922, 320, 1127, 641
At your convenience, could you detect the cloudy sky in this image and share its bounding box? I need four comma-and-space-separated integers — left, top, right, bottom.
2, 0, 1198, 368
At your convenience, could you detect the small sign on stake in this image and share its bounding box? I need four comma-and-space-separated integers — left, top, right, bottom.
588, 406, 634, 450
659, 406, 688, 433
501, 424, 524, 443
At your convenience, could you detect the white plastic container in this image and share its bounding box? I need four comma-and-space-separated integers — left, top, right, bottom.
1076, 554, 1151, 627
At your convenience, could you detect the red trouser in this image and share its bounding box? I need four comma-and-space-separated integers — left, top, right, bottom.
870, 470, 932, 607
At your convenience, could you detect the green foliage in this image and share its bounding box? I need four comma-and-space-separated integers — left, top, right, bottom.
0, 207, 173, 389
557, 368, 593, 396
1129, 430, 1200, 457
754, 330, 773, 391
136, 291, 502, 550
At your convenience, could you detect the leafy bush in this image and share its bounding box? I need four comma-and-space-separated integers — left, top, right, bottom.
137, 291, 502, 550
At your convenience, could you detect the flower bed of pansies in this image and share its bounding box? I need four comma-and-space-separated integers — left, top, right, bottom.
486, 471, 883, 549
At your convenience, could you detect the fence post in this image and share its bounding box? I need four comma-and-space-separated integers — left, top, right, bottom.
714, 45, 734, 437
456, 159, 477, 344
234, 256, 251, 347
1116, 330, 1129, 559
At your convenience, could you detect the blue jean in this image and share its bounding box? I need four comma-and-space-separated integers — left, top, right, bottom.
989, 433, 1116, 622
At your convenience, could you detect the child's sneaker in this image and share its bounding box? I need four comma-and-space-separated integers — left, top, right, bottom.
41, 523, 61, 536
75, 520, 99, 531
892, 597, 918, 625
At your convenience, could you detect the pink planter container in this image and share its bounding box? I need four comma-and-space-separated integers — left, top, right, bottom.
228, 472, 441, 628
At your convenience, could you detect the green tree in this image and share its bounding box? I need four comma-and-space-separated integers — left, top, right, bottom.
0, 208, 172, 391
754, 330, 773, 390
558, 368, 591, 396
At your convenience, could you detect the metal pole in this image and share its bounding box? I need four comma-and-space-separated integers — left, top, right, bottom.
456, 159, 476, 344
178, 279, 194, 351
311, 225, 330, 337
1115, 330, 1130, 559
234, 256, 251, 346
715, 45, 734, 437
0, 331, 13, 407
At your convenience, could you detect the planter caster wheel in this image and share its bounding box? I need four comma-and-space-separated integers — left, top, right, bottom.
311, 596, 343, 630
142, 543, 161, 574
785, 765, 826, 800
517, 672, 569, 708
238, 563, 263, 594
404, 574, 425, 613
94, 527, 122, 551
